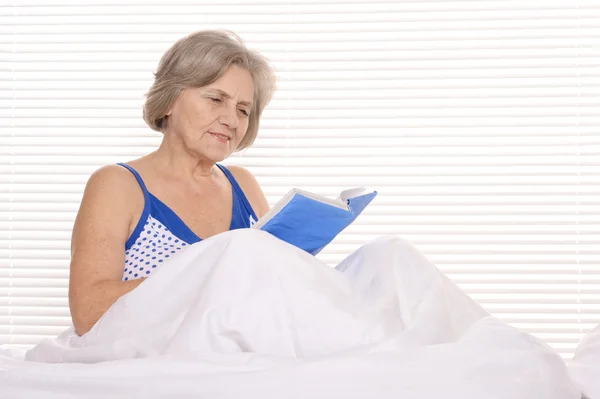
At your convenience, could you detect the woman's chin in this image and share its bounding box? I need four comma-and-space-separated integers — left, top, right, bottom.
204, 147, 233, 163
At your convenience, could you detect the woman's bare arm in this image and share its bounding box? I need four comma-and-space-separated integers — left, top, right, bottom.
68, 165, 144, 336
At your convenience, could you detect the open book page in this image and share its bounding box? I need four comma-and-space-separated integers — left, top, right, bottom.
337, 187, 367, 202
292, 188, 348, 210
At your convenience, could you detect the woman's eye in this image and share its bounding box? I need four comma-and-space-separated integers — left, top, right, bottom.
211, 97, 222, 103
239, 109, 249, 116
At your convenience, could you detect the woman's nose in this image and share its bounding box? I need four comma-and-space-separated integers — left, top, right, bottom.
218, 106, 239, 130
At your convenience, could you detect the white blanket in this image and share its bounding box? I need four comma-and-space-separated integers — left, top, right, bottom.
570, 324, 600, 399
0, 229, 580, 398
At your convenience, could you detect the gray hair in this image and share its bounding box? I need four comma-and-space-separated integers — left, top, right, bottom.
143, 30, 276, 151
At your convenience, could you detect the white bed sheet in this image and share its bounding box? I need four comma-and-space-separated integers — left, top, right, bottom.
570, 324, 600, 399
0, 229, 580, 398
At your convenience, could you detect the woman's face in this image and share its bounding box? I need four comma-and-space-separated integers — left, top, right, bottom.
165, 65, 255, 162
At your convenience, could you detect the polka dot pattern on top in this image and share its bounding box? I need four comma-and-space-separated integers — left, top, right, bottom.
117, 161, 259, 282
122, 215, 189, 281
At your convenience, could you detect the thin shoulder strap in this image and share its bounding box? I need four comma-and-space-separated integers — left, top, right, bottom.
116, 162, 150, 194
216, 164, 244, 194
216, 163, 257, 217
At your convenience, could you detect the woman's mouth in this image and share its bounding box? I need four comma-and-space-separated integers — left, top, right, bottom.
209, 132, 230, 143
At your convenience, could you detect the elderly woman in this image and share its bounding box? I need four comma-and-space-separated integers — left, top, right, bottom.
68, 30, 276, 336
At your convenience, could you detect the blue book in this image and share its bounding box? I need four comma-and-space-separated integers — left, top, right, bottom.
251, 187, 378, 255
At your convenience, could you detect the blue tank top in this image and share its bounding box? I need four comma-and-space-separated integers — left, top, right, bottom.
117, 163, 258, 281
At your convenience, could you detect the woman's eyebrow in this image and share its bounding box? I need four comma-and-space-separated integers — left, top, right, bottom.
210, 89, 253, 108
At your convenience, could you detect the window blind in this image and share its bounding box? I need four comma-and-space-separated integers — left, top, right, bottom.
1, 0, 598, 360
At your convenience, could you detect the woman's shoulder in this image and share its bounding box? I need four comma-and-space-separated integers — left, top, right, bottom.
73, 164, 143, 247
81, 164, 144, 209
223, 165, 270, 218
223, 164, 254, 182
86, 164, 139, 191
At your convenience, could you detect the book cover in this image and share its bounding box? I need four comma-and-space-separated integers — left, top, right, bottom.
252, 189, 377, 255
